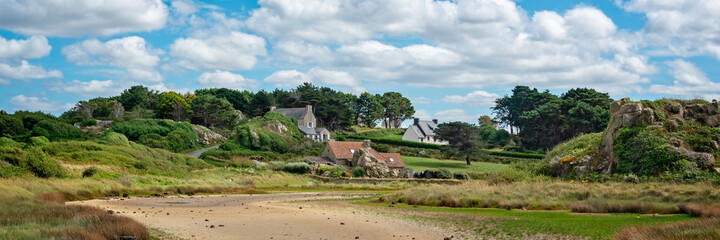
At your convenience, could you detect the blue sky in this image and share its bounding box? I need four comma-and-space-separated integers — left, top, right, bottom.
1, 0, 719, 125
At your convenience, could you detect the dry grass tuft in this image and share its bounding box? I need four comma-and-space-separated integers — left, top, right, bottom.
678, 203, 720, 218
615, 218, 720, 240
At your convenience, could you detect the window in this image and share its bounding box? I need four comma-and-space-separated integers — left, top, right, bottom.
307, 122, 313, 128
350, 149, 355, 154
389, 157, 394, 162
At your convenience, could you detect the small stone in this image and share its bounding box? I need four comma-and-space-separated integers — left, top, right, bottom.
340, 222, 345, 225
210, 225, 215, 228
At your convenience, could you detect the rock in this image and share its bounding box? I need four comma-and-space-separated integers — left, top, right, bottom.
351, 148, 390, 178
234, 110, 246, 123
675, 147, 715, 170
706, 115, 720, 127
712, 141, 719, 150
265, 122, 289, 135
192, 125, 226, 145
120, 236, 136, 240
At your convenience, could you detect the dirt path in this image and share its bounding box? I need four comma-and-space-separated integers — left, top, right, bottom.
71, 193, 449, 240
187, 145, 219, 158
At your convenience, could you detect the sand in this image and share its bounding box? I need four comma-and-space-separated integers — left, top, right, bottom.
71, 192, 449, 240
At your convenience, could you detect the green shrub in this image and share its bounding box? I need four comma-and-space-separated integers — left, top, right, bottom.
101, 132, 130, 147
353, 166, 366, 178
232, 111, 303, 153
615, 127, 690, 176
279, 162, 311, 174
435, 168, 452, 179
328, 168, 350, 178
453, 171, 469, 180
82, 167, 100, 178
80, 119, 97, 127
21, 148, 66, 178
0, 113, 27, 138
110, 119, 197, 140
624, 174, 640, 183
545, 132, 603, 161
31, 120, 86, 141
317, 165, 333, 175
0, 137, 23, 148
138, 133, 166, 149
220, 142, 241, 151
29, 136, 50, 147
166, 130, 194, 152
0, 162, 28, 178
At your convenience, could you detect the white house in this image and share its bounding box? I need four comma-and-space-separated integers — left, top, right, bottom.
402, 118, 448, 145
271, 105, 331, 142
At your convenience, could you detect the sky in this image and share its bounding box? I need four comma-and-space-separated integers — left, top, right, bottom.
1, 0, 719, 125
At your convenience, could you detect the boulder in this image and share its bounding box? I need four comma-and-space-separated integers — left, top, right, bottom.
674, 147, 716, 170
351, 148, 390, 178
265, 122, 289, 135
192, 125, 226, 145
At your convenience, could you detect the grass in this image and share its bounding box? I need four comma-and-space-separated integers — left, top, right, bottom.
360, 201, 693, 239
402, 156, 507, 174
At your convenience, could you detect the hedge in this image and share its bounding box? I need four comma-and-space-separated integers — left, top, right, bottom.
480, 150, 545, 159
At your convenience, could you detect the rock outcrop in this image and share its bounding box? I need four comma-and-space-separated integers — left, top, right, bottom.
192, 125, 226, 145
553, 98, 719, 176
351, 148, 390, 178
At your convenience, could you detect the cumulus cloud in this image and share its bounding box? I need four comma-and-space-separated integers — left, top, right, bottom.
273, 40, 333, 64
410, 97, 431, 104
0, 0, 168, 37
0, 60, 63, 80
62, 36, 162, 82
0, 35, 51, 59
443, 90, 500, 106
197, 71, 260, 90
9, 94, 72, 112
648, 59, 720, 99
51, 79, 129, 97
169, 31, 266, 71
264, 68, 363, 92
434, 109, 476, 123
619, 0, 720, 59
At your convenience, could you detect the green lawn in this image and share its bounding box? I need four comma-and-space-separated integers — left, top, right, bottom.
359, 201, 693, 240
402, 156, 507, 174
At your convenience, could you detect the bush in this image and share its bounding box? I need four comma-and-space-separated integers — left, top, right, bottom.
31, 120, 86, 141
615, 127, 690, 176
0, 137, 23, 148
317, 165, 333, 175
545, 133, 602, 161
101, 132, 130, 147
80, 119, 97, 127
453, 171, 469, 180
165, 130, 194, 152
220, 142, 241, 151
0, 113, 27, 137
232, 111, 303, 153
624, 174, 640, 183
21, 148, 66, 178
82, 167, 100, 178
278, 162, 311, 174
353, 167, 366, 178
29, 136, 50, 147
435, 168, 452, 179
138, 133, 165, 149
328, 168, 350, 178
110, 119, 197, 141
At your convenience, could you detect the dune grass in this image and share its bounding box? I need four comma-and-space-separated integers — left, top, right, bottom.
402, 156, 508, 174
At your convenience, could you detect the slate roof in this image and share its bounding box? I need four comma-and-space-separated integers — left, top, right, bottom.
275, 107, 307, 119
299, 126, 318, 135
410, 120, 438, 138
326, 141, 405, 168
305, 156, 335, 165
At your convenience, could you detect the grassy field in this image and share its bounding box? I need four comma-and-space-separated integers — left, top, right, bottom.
402, 156, 508, 174
360, 201, 693, 239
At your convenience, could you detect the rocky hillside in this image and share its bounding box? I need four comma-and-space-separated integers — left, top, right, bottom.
550, 98, 720, 176
232, 111, 305, 153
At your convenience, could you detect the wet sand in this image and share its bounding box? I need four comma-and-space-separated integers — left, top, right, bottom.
71, 192, 448, 240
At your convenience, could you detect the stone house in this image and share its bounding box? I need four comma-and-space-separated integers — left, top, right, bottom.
271, 105, 331, 141
320, 140, 405, 169
402, 118, 448, 145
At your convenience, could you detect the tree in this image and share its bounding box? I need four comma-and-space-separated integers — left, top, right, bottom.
435, 122, 481, 165
155, 92, 191, 121
191, 94, 236, 128
478, 115, 497, 128
249, 90, 273, 117
117, 85, 159, 111
109, 101, 125, 119
194, 88, 252, 113
74, 101, 97, 119
380, 92, 414, 128
355, 92, 383, 127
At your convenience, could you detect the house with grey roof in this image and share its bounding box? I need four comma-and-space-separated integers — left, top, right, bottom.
271, 105, 331, 142
402, 118, 448, 145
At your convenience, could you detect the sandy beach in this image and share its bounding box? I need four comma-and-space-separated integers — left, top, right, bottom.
71, 192, 449, 240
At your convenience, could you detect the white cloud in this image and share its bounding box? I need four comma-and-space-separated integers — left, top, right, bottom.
0, 35, 51, 59
434, 109, 476, 123
169, 31, 266, 71
0, 60, 63, 80
413, 109, 432, 119
9, 94, 72, 112
410, 97, 431, 104
264, 68, 363, 92
648, 59, 720, 99
51, 79, 128, 97
63, 36, 162, 82
443, 90, 500, 106
197, 71, 260, 90
0, 0, 168, 37
273, 40, 333, 64
619, 0, 720, 59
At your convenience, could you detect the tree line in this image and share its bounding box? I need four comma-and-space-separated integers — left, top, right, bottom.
57, 83, 415, 131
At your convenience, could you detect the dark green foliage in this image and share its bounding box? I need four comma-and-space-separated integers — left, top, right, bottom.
101, 132, 130, 147
436, 122, 482, 165
274, 162, 311, 174
195, 88, 252, 112
355, 93, 383, 127
117, 85, 159, 111
219, 142, 241, 151
380, 92, 415, 128
13, 111, 56, 130
28, 136, 49, 147
0, 112, 26, 137
82, 167, 100, 178
248, 90, 273, 117
435, 168, 452, 179
31, 120, 86, 141
453, 171, 469, 180
615, 127, 691, 176
0, 137, 24, 148
191, 94, 236, 128
482, 150, 545, 159
493, 86, 612, 150
80, 119, 96, 127
110, 119, 198, 152
341, 134, 444, 149
155, 92, 192, 121
21, 148, 66, 178
353, 166, 366, 178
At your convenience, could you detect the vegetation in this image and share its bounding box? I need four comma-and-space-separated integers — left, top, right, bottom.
545, 132, 603, 161
402, 156, 507, 175
190, 94, 237, 128
232, 111, 305, 153
110, 119, 199, 152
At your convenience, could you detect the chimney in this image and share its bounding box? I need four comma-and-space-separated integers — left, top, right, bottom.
432, 119, 438, 124
413, 118, 420, 126
362, 139, 371, 148
306, 105, 312, 113
270, 106, 276, 111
